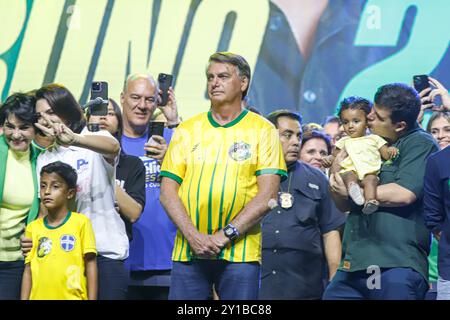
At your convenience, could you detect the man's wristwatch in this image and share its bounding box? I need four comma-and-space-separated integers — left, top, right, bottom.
167, 122, 180, 129
223, 224, 240, 241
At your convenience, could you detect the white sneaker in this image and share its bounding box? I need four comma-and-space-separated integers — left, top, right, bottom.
348, 182, 365, 206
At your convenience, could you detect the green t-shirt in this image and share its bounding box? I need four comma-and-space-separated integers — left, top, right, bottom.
339, 126, 438, 280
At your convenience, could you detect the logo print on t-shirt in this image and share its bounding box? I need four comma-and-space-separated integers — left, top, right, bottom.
76, 159, 89, 170
228, 142, 251, 162
37, 237, 52, 258
60, 234, 76, 252
141, 158, 161, 187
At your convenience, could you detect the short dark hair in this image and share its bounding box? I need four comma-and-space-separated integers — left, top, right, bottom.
208, 52, 251, 98
301, 130, 332, 155
426, 110, 450, 132
374, 83, 420, 129
338, 96, 372, 119
266, 109, 303, 128
40, 161, 78, 190
35, 84, 86, 134
0, 93, 37, 126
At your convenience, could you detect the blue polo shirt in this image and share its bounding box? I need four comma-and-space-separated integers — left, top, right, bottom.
424, 146, 450, 280
122, 129, 176, 271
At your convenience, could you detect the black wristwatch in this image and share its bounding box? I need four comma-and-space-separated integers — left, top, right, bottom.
167, 122, 180, 129
223, 224, 240, 241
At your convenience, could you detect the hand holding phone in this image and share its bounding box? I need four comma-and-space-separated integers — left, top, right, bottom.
89, 81, 109, 116
158, 73, 173, 107
428, 77, 448, 109
146, 121, 165, 157
413, 75, 430, 93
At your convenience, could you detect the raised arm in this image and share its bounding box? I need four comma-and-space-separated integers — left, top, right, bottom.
72, 133, 120, 159
158, 87, 181, 126
36, 113, 120, 159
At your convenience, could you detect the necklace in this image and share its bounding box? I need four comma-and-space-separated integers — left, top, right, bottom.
278, 171, 294, 209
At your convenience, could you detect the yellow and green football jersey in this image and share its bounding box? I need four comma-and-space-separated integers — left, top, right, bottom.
161, 109, 287, 263
25, 212, 96, 300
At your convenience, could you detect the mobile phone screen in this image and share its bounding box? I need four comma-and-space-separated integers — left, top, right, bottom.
413, 75, 430, 93
148, 121, 165, 140
146, 121, 165, 157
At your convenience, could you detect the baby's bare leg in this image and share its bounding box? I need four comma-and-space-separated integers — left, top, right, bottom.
340, 171, 359, 189
361, 174, 380, 215
340, 171, 365, 206
362, 174, 378, 201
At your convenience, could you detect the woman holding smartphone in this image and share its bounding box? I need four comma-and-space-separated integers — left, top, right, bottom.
87, 98, 146, 241
21, 84, 129, 300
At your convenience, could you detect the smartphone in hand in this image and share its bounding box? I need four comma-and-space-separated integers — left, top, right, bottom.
89, 81, 109, 116
413, 75, 430, 93
158, 73, 173, 107
146, 121, 165, 157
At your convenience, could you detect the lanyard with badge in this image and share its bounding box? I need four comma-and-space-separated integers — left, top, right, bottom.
278, 172, 294, 209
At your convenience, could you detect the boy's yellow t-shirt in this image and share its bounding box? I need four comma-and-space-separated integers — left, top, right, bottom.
25, 212, 96, 300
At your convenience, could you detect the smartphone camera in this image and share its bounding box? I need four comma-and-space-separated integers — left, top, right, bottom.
89, 81, 109, 116
92, 82, 102, 92
158, 73, 173, 107
413, 75, 430, 93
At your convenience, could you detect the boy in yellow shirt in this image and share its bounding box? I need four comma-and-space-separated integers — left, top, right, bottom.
322, 97, 398, 214
21, 161, 97, 300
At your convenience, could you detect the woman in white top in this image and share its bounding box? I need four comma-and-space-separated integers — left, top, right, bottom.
31, 83, 128, 299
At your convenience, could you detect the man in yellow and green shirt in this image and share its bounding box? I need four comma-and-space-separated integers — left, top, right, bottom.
160, 52, 286, 300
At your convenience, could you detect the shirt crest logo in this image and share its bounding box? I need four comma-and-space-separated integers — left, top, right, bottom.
60, 234, 76, 252
37, 237, 52, 258
308, 183, 319, 190
191, 143, 200, 153
228, 142, 251, 162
